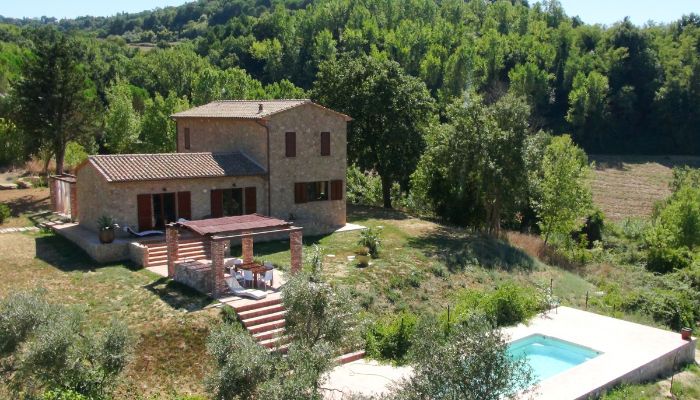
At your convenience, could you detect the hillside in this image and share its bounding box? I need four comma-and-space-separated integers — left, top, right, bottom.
590, 155, 700, 221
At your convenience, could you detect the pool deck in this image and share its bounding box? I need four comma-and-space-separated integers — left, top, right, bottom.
505, 306, 697, 400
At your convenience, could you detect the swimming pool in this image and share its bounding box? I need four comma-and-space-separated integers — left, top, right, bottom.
507, 334, 601, 382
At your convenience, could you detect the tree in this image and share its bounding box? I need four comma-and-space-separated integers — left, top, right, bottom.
103, 79, 141, 153
411, 93, 532, 233
13, 27, 99, 174
140, 91, 189, 153
0, 291, 132, 399
312, 55, 435, 208
390, 313, 534, 400
566, 71, 609, 152
533, 134, 592, 244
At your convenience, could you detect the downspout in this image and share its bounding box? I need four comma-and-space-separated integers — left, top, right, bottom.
256, 119, 272, 216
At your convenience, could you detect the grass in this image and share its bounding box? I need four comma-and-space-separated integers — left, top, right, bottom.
0, 187, 50, 227
589, 154, 700, 221
0, 231, 217, 399
602, 362, 700, 400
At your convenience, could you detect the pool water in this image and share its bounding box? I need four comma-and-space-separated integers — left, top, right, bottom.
507, 335, 601, 382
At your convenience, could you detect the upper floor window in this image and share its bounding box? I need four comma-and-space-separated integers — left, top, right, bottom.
184, 127, 191, 150
285, 132, 296, 157
321, 131, 330, 156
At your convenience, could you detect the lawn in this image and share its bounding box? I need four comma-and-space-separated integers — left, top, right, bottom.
0, 202, 696, 399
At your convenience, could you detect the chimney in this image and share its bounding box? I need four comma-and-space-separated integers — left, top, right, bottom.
258, 103, 263, 113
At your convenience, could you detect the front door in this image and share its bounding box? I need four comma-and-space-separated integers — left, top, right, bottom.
152, 193, 177, 229
222, 188, 243, 216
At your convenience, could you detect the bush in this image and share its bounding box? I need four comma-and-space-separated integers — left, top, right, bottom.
451, 283, 543, 327
0, 203, 10, 224
646, 245, 693, 274
42, 388, 89, 400
346, 164, 382, 206
365, 312, 418, 363
358, 227, 382, 258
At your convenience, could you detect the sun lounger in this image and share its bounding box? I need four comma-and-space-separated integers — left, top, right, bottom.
125, 226, 164, 237
225, 277, 267, 300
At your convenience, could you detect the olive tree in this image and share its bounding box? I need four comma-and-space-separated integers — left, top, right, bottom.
0, 291, 132, 399
390, 313, 534, 400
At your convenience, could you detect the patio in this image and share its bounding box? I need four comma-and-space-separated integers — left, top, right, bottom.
164, 214, 303, 300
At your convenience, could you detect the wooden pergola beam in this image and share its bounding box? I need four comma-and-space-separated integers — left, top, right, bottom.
209, 226, 303, 241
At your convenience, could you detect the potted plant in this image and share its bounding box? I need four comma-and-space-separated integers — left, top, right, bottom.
354, 246, 370, 267
97, 215, 118, 244
681, 327, 692, 340
358, 227, 382, 258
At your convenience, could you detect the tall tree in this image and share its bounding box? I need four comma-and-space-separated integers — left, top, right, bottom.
13, 27, 98, 174
532, 134, 592, 244
103, 79, 141, 153
312, 55, 435, 208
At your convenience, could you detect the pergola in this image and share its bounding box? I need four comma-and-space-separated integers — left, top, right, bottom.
165, 214, 302, 297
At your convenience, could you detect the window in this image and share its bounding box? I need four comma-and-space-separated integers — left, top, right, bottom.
330, 180, 343, 200
211, 187, 256, 217
321, 132, 330, 156
294, 181, 329, 204
184, 127, 191, 150
285, 132, 296, 157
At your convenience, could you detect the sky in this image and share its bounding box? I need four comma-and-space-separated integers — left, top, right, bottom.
0, 0, 698, 26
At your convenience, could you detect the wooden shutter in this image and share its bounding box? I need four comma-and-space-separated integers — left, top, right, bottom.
184, 127, 191, 150
331, 180, 343, 200
244, 187, 257, 214
285, 132, 296, 157
294, 183, 307, 204
177, 191, 192, 220
210, 189, 223, 218
321, 132, 330, 156
137, 194, 152, 231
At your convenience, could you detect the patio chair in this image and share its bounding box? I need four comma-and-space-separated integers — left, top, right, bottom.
242, 270, 254, 287
124, 226, 164, 237
260, 269, 273, 290
224, 277, 267, 300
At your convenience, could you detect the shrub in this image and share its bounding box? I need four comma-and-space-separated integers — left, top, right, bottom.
452, 283, 543, 327
0, 203, 10, 224
365, 312, 418, 363
42, 388, 89, 400
220, 304, 238, 324
346, 164, 382, 206
646, 245, 693, 274
358, 227, 382, 258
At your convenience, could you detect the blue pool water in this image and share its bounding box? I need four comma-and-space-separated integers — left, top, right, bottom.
507, 335, 601, 382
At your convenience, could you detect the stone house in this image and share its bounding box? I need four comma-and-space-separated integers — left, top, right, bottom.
73, 99, 351, 237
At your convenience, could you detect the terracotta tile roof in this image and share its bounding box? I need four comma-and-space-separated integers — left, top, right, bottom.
170, 99, 352, 121
88, 152, 266, 182
179, 214, 292, 236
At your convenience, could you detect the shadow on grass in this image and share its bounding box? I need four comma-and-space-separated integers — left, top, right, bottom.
228, 232, 334, 257
348, 204, 409, 222
143, 277, 212, 312
590, 154, 700, 171
407, 227, 537, 272
35, 233, 211, 311
3, 192, 50, 217
34, 233, 127, 272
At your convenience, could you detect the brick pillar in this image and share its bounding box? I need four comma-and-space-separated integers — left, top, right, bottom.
211, 240, 226, 297
242, 234, 254, 264
49, 177, 58, 212
165, 225, 179, 278
290, 229, 302, 274
69, 182, 78, 221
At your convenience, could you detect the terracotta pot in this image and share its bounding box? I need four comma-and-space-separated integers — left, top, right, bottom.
681, 327, 692, 340
99, 228, 115, 244
356, 254, 370, 266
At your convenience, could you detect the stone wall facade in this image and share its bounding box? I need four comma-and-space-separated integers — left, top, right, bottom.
176, 117, 268, 167
267, 104, 347, 230
76, 164, 267, 235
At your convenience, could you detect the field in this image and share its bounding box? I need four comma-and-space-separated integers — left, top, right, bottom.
589, 155, 700, 221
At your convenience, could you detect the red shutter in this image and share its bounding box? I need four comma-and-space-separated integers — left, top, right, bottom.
285, 132, 296, 157
210, 189, 223, 218
137, 194, 152, 231
294, 183, 307, 204
244, 187, 257, 214
331, 180, 343, 200
184, 127, 191, 150
321, 132, 330, 156
177, 191, 192, 220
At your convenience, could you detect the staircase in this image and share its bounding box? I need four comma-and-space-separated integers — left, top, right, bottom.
143, 239, 210, 268
229, 293, 290, 353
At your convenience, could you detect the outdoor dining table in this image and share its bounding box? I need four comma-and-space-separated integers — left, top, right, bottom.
235, 262, 271, 289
